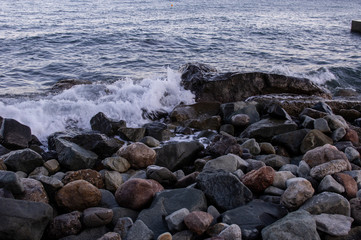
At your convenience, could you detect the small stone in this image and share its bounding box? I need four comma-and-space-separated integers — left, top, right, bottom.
259, 142, 276, 154
218, 224, 242, 240
318, 175, 345, 194
140, 136, 160, 147
113, 217, 133, 240
118, 127, 145, 142
18, 178, 48, 203
146, 165, 178, 188
46, 211, 82, 239
342, 128, 359, 145
203, 154, 240, 172
302, 144, 350, 169
117, 142, 156, 169
272, 171, 296, 189
2, 148, 44, 174
313, 213, 353, 236
345, 147, 360, 162
314, 118, 331, 133
165, 208, 190, 232
29, 166, 49, 177
332, 127, 347, 142
127, 220, 154, 240
279, 164, 298, 175
324, 115, 348, 130
102, 156, 130, 173
0, 170, 24, 195
241, 166, 275, 193
264, 186, 285, 196
157, 232, 172, 240
297, 160, 310, 178
174, 172, 199, 188
184, 211, 214, 235
172, 230, 194, 240
281, 178, 314, 210
44, 159, 60, 173
82, 207, 113, 228
240, 138, 260, 155
231, 114, 250, 127
102, 170, 124, 192
207, 223, 229, 237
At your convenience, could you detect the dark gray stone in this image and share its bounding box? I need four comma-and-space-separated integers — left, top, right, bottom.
2, 148, 43, 174
312, 102, 333, 115
196, 170, 253, 211
146, 165, 178, 188
126, 220, 153, 240
220, 101, 260, 124
46, 211, 82, 239
99, 189, 119, 209
90, 112, 125, 136
111, 207, 139, 226
58, 226, 109, 240
0, 118, 32, 150
114, 217, 133, 240
83, 207, 113, 228
0, 170, 24, 195
0, 198, 53, 240
143, 122, 173, 141
117, 127, 145, 142
272, 129, 309, 155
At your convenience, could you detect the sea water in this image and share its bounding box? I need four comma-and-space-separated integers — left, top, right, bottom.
0, 0, 360, 141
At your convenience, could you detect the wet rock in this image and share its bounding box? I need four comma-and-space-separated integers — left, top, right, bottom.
146, 165, 178, 188
51, 79, 92, 91
302, 144, 350, 169
0, 118, 32, 150
300, 192, 351, 216
165, 208, 190, 232
0, 170, 24, 195
55, 138, 98, 171
0, 198, 53, 240
300, 107, 328, 119
127, 220, 154, 240
220, 124, 234, 136
171, 101, 220, 124
186, 115, 222, 131
203, 154, 240, 172
33, 175, 64, 198
318, 175, 345, 194
115, 178, 164, 210
62, 169, 104, 189
18, 178, 48, 203
310, 160, 351, 180
272, 129, 309, 155
140, 136, 160, 147
197, 170, 253, 211
240, 138, 260, 155
117, 127, 145, 142
56, 179, 102, 211
218, 224, 242, 240
143, 122, 173, 141
261, 210, 320, 240
313, 102, 333, 114
205, 134, 241, 157
300, 129, 333, 154
240, 118, 298, 142
102, 156, 130, 173
333, 172, 358, 199
2, 148, 43, 174
155, 141, 204, 171
313, 213, 353, 236
241, 166, 275, 193
47, 211, 82, 239
82, 207, 113, 228
102, 170, 123, 192
90, 112, 125, 136
184, 211, 214, 235
281, 178, 314, 210
117, 142, 156, 169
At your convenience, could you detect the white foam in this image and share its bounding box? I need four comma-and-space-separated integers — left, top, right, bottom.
0, 68, 195, 142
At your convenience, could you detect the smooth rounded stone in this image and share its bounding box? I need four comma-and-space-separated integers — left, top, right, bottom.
82, 207, 113, 228
302, 144, 350, 168
333, 172, 358, 199
172, 230, 194, 240
279, 164, 298, 175
29, 166, 49, 177
314, 118, 331, 133
300, 192, 351, 216
310, 160, 351, 180
0, 170, 24, 195
47, 211, 82, 239
203, 154, 240, 172
97, 232, 121, 240
0, 118, 32, 149
342, 128, 359, 145
115, 178, 164, 210
264, 186, 285, 196
350, 198, 361, 225
117, 142, 156, 169
332, 127, 347, 142
18, 178, 48, 203
255, 154, 290, 170
261, 209, 320, 240
102, 156, 130, 173
146, 165, 178, 188
184, 211, 214, 235
0, 198, 53, 240
222, 199, 288, 238
343, 170, 361, 186
53, 171, 65, 181
102, 170, 123, 192
246, 159, 265, 172
2, 148, 43, 174
318, 175, 345, 194
55, 138, 98, 171
44, 159, 60, 173
196, 169, 253, 211
157, 232, 172, 240
56, 179, 102, 211
272, 129, 309, 155
175, 172, 200, 188
324, 114, 348, 130
165, 208, 190, 232
231, 113, 250, 127
240, 138, 260, 155
218, 224, 242, 240
156, 141, 204, 171
281, 178, 314, 210
99, 189, 119, 208
127, 219, 154, 240
314, 214, 353, 236
140, 136, 160, 147
345, 146, 360, 162
259, 142, 276, 155
241, 166, 275, 193
297, 160, 311, 177
272, 171, 296, 189
207, 205, 221, 222
207, 223, 229, 237
312, 102, 333, 114
118, 127, 145, 142
114, 217, 133, 239
62, 169, 104, 189
300, 129, 333, 154
129, 169, 147, 180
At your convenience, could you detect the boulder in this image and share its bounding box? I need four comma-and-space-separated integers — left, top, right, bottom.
196, 170, 253, 211
324, 115, 348, 131
90, 112, 125, 136
221, 101, 260, 124
0, 198, 53, 240
44, 159, 60, 173
115, 178, 164, 210
56, 180, 102, 211
314, 118, 331, 133
102, 157, 130, 173
300, 129, 333, 154
302, 144, 350, 169
0, 170, 24, 195
51, 79, 92, 92
2, 148, 43, 174
332, 127, 347, 142
143, 122, 173, 141
62, 169, 104, 189
140, 136, 160, 147
117, 127, 145, 142
155, 141, 204, 171
170, 101, 221, 123
342, 128, 360, 145
313, 213, 353, 236
146, 165, 178, 188
310, 160, 351, 180
46, 211, 82, 239
184, 211, 214, 235
202, 154, 240, 172
18, 178, 48, 204
241, 166, 275, 193
117, 142, 156, 169
272, 129, 309, 155
261, 210, 320, 240
318, 175, 345, 194
0, 118, 32, 150
82, 207, 113, 228
332, 172, 358, 199
281, 178, 315, 210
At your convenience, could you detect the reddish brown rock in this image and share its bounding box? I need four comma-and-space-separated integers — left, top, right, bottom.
333, 172, 358, 199
18, 178, 49, 203
62, 169, 104, 189
302, 144, 350, 169
115, 178, 164, 210
184, 211, 214, 235
56, 179, 102, 211
116, 142, 156, 169
241, 166, 275, 193
342, 128, 359, 145
46, 211, 82, 239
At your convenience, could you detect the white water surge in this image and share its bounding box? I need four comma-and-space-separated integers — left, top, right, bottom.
0, 68, 195, 142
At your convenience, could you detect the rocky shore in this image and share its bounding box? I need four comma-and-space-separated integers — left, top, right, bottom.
1, 63, 361, 240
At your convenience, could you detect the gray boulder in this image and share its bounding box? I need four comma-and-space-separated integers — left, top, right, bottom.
117, 127, 145, 142
2, 148, 43, 174
143, 122, 173, 141
126, 220, 153, 240
272, 129, 309, 155
0, 118, 32, 150
313, 213, 353, 236
0, 170, 24, 195
202, 154, 240, 172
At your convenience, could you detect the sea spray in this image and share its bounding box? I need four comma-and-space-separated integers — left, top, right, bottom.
0, 68, 195, 142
